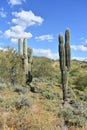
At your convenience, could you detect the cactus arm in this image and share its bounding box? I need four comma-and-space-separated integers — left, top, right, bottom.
65, 29, 71, 70
59, 34, 65, 71
18, 38, 22, 55
23, 38, 28, 75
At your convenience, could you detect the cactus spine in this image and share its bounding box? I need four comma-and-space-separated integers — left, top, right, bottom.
58, 28, 71, 104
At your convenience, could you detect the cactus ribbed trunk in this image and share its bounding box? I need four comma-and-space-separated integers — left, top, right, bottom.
58, 28, 71, 104
65, 29, 71, 70
23, 38, 27, 58
59, 34, 65, 71
27, 48, 32, 72
23, 38, 28, 75
61, 69, 68, 102
18, 38, 22, 56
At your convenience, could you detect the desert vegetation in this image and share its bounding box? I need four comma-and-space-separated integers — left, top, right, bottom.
0, 29, 87, 130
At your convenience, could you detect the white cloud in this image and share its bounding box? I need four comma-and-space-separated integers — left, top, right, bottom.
0, 8, 7, 18
72, 57, 87, 61
11, 38, 18, 43
8, 0, 25, 6
71, 45, 87, 51
0, 30, 3, 38
35, 34, 54, 42
4, 28, 32, 38
4, 10, 44, 41
12, 10, 44, 27
33, 48, 58, 60
0, 30, 3, 34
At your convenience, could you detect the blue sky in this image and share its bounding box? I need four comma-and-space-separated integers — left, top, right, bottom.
0, 0, 87, 60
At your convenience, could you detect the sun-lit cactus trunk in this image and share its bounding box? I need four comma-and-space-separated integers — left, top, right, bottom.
26, 47, 33, 84
58, 28, 71, 104
27, 48, 33, 72
65, 29, 71, 71
18, 38, 22, 56
23, 38, 28, 75
59, 34, 65, 71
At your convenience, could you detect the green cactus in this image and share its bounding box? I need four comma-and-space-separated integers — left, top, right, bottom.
18, 38, 22, 55
23, 38, 28, 75
65, 29, 71, 70
58, 28, 71, 104
27, 47, 33, 72
26, 47, 33, 84
18, 38, 33, 84
23, 38, 27, 58
59, 34, 65, 71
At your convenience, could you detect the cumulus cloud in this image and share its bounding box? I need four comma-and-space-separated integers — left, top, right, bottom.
8, 0, 25, 6
4, 10, 44, 41
12, 10, 44, 27
4, 28, 32, 38
71, 45, 87, 51
0, 8, 7, 18
35, 34, 54, 42
33, 48, 58, 60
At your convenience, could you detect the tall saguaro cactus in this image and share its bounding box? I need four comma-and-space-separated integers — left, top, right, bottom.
58, 28, 71, 104
18, 38, 33, 84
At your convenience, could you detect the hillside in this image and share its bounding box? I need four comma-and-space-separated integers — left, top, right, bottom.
0, 50, 87, 130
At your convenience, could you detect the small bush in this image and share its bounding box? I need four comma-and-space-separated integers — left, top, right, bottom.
75, 74, 87, 91
42, 89, 59, 100
58, 101, 87, 127
14, 86, 29, 94
15, 96, 32, 110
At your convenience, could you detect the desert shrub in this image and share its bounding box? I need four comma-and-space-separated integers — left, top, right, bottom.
70, 68, 79, 76
75, 74, 87, 91
0, 83, 7, 91
0, 47, 26, 85
42, 89, 59, 100
75, 90, 87, 101
58, 101, 87, 127
15, 96, 32, 110
80, 93, 87, 101
42, 91, 55, 100
14, 85, 30, 94
0, 97, 3, 103
32, 57, 54, 78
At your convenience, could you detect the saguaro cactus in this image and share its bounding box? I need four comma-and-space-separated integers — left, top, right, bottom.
18, 38, 33, 84
18, 38, 22, 55
58, 28, 71, 104
23, 38, 28, 75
